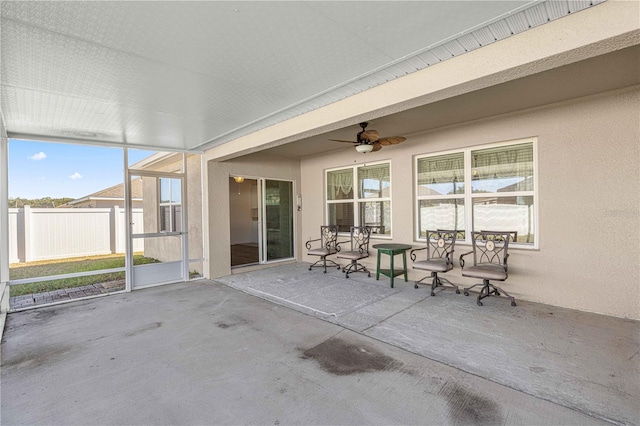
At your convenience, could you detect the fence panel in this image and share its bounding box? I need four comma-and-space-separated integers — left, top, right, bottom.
8, 207, 145, 263
29, 208, 112, 261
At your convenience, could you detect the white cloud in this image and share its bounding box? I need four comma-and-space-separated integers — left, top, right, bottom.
29, 152, 47, 161
69, 172, 83, 180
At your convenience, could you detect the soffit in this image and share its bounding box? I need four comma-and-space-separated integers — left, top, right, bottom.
0, 1, 603, 152
266, 44, 640, 158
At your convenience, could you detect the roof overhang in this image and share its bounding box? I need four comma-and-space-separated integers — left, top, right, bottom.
203, 1, 640, 161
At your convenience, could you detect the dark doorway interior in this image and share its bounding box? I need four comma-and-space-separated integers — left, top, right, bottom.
229, 177, 259, 267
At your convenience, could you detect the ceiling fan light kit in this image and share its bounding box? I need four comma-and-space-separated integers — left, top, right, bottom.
330, 122, 406, 154
355, 144, 374, 153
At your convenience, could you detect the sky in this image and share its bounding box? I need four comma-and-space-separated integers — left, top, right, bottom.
8, 139, 154, 200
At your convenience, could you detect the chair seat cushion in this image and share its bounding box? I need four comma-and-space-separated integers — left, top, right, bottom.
337, 250, 367, 260
413, 258, 452, 273
462, 264, 507, 281
307, 248, 336, 256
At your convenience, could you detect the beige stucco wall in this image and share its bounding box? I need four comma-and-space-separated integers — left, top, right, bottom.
301, 87, 640, 320
206, 152, 301, 278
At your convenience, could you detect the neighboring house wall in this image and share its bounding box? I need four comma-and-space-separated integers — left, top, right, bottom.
301, 87, 640, 320
207, 152, 302, 278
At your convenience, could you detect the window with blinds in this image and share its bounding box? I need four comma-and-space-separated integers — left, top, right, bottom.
326, 162, 391, 236
416, 140, 536, 245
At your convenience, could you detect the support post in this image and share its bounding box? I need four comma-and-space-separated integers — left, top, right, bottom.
1, 120, 10, 334
112, 206, 121, 254
23, 205, 32, 262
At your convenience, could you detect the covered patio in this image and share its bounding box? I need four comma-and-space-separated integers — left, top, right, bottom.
2, 263, 638, 425
1, 2, 639, 425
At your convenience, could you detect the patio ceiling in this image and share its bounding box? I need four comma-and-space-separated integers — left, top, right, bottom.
0, 1, 606, 153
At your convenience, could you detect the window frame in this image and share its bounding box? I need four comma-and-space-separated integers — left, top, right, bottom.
414, 138, 538, 249
325, 160, 392, 238
158, 177, 182, 233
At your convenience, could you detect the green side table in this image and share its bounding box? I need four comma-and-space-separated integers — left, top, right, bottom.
372, 243, 413, 288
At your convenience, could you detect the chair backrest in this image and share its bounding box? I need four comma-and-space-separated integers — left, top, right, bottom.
425, 230, 457, 261
320, 225, 339, 250
470, 231, 511, 266
438, 229, 465, 241
349, 226, 371, 254
480, 230, 517, 244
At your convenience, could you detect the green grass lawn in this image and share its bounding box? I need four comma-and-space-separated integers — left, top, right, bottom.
10, 254, 159, 297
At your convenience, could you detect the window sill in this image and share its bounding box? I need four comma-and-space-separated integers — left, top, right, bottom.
370, 234, 393, 241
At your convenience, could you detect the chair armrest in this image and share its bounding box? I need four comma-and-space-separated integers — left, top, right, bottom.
305, 238, 321, 250
357, 243, 369, 255
335, 239, 351, 250
459, 251, 473, 268
410, 247, 426, 261
445, 249, 455, 265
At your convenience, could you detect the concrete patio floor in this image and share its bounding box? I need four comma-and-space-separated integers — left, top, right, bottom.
1, 263, 638, 425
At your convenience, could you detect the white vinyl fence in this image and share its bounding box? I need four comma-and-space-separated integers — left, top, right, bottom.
8, 206, 144, 264
420, 203, 535, 242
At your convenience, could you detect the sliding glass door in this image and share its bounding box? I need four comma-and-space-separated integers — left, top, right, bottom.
230, 178, 294, 267
264, 179, 294, 262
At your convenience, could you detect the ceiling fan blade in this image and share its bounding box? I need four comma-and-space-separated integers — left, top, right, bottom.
372, 143, 383, 152
329, 139, 358, 144
378, 136, 406, 146
360, 130, 380, 142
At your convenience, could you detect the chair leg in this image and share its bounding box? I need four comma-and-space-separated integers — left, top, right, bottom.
343, 260, 371, 278
309, 256, 341, 273
463, 280, 516, 306
325, 257, 342, 271
413, 273, 431, 289
414, 272, 460, 296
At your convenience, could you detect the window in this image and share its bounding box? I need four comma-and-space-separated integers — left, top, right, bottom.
326, 162, 391, 236
416, 140, 536, 246
416, 152, 465, 238
159, 177, 182, 232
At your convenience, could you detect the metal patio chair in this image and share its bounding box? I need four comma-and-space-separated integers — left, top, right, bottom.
337, 226, 371, 278
460, 231, 516, 306
411, 229, 460, 296
306, 225, 341, 273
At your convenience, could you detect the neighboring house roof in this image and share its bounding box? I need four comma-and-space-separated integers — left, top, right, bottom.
60, 178, 143, 207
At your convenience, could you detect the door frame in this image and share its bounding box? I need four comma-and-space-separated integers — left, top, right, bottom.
230, 175, 296, 267
125, 151, 189, 290
260, 178, 295, 264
